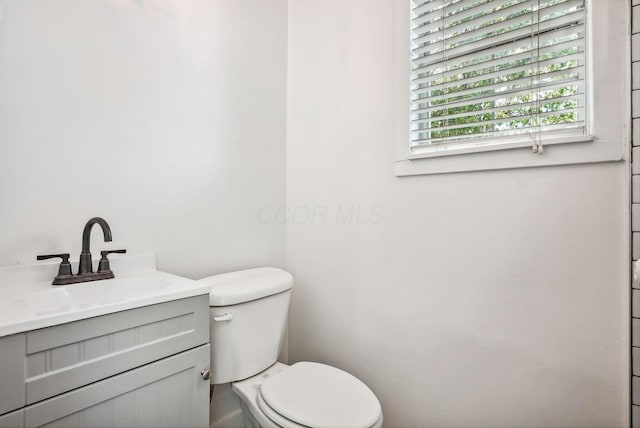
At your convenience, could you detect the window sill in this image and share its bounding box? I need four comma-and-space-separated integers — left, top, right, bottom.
408, 134, 594, 160
394, 135, 625, 176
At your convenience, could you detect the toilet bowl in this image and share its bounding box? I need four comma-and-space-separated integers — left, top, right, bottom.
199, 268, 383, 428
232, 362, 383, 428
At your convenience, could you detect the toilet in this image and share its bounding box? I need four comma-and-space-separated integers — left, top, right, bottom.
199, 267, 383, 428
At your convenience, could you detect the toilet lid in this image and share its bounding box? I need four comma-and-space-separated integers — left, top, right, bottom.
259, 362, 381, 428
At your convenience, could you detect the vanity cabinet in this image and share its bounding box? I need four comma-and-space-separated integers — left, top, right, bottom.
0, 294, 210, 428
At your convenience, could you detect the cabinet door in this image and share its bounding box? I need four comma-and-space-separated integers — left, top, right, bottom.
24, 344, 210, 428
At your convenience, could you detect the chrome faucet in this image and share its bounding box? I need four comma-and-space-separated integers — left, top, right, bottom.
37, 217, 126, 285
78, 217, 113, 274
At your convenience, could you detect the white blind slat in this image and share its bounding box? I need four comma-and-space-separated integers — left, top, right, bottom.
412, 0, 582, 41
412, 62, 584, 101
411, 108, 584, 136
412, 0, 531, 37
412, 80, 584, 114
413, 7, 583, 60
411, 121, 586, 146
412, 25, 584, 79
411, 103, 584, 128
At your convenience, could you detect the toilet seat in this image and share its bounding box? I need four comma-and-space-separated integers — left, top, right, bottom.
256, 393, 308, 428
257, 362, 382, 428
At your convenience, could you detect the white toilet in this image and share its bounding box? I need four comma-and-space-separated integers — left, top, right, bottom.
199, 267, 383, 428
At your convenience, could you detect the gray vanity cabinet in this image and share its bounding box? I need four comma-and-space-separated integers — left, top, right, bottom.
24, 344, 210, 428
0, 294, 210, 428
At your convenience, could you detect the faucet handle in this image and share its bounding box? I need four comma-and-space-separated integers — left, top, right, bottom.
97, 249, 127, 273
36, 253, 73, 277
101, 249, 127, 256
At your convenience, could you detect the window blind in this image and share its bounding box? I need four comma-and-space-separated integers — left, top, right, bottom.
410, 0, 587, 150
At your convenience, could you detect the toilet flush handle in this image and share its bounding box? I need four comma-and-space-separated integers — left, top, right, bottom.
213, 313, 233, 322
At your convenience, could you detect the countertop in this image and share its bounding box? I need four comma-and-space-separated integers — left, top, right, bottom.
0, 254, 210, 337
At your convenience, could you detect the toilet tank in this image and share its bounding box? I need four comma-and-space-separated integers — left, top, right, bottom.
199, 267, 293, 384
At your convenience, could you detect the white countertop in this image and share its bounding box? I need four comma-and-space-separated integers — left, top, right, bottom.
0, 254, 210, 337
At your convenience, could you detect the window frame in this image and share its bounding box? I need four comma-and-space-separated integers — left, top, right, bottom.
394, 0, 629, 176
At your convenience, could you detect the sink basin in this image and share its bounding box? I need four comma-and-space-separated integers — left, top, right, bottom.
0, 255, 210, 337
7, 277, 170, 318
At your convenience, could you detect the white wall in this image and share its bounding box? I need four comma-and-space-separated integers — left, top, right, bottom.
0, 0, 287, 278
286, 1, 630, 427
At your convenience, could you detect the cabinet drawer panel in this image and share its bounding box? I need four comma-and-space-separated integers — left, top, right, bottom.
25, 295, 209, 404
25, 344, 210, 428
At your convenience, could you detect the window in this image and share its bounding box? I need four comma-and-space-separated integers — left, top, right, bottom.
412, 0, 587, 155
395, 0, 627, 176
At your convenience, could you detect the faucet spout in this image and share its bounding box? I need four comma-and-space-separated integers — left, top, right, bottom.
78, 217, 112, 274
